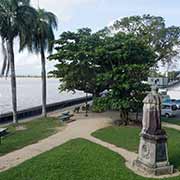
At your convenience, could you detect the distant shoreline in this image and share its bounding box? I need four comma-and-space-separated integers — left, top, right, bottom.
0, 76, 56, 79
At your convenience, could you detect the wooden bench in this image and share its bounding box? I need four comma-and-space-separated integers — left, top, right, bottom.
59, 111, 74, 122
0, 128, 8, 144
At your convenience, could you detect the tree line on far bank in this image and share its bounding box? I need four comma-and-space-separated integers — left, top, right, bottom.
49, 15, 180, 125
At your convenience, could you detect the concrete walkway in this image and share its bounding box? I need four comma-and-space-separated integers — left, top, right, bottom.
0, 112, 113, 172
0, 111, 180, 178
162, 122, 180, 131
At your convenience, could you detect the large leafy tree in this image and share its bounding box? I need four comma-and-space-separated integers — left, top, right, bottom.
110, 14, 180, 65
0, 0, 37, 123
95, 33, 156, 125
22, 8, 58, 117
49, 28, 106, 97
50, 28, 155, 126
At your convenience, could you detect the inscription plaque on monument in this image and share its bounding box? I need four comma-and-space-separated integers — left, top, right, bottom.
156, 143, 167, 162
133, 86, 174, 176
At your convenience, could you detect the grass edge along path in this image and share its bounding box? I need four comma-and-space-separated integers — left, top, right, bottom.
0, 117, 62, 156
92, 125, 180, 170
0, 138, 180, 180
162, 117, 180, 126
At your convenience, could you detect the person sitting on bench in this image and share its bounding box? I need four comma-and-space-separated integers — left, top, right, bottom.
74, 106, 80, 113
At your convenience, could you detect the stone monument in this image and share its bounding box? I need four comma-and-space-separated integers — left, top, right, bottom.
133, 86, 173, 176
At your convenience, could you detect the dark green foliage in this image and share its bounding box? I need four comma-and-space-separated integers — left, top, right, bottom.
96, 33, 155, 124
21, 8, 58, 53
50, 29, 155, 123
168, 71, 180, 81
162, 117, 180, 125
110, 14, 180, 64
49, 28, 106, 96
0, 117, 61, 156
0, 0, 37, 41
92, 97, 109, 112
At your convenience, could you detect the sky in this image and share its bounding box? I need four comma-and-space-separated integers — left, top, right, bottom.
1, 0, 180, 75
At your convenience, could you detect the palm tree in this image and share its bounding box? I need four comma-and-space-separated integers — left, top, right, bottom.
0, 0, 37, 123
23, 8, 58, 117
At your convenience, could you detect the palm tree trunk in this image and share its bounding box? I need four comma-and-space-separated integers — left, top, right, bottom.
7, 39, 17, 124
5, 58, 10, 78
1, 39, 8, 76
40, 46, 47, 117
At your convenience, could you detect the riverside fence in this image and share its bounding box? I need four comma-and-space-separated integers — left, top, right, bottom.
0, 96, 92, 124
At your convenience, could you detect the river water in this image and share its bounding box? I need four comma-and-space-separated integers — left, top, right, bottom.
0, 78, 85, 114
0, 77, 180, 114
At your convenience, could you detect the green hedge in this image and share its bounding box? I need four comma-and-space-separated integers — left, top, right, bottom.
92, 97, 109, 113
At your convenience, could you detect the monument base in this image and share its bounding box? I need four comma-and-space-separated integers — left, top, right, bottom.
133, 132, 173, 176
133, 159, 173, 176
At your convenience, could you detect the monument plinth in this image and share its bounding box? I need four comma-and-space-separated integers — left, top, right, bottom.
133, 86, 173, 176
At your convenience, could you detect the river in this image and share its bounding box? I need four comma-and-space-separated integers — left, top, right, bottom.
1, 77, 180, 114
0, 78, 85, 114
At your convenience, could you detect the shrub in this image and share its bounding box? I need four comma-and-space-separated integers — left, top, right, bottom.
92, 97, 109, 112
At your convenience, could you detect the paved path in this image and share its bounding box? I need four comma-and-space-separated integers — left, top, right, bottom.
0, 113, 112, 172
86, 135, 137, 163
0, 111, 137, 173
0, 112, 180, 178
85, 135, 180, 179
162, 122, 180, 131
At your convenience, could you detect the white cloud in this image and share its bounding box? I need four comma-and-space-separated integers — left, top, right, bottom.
14, 50, 57, 75
31, 0, 97, 23
0, 0, 98, 75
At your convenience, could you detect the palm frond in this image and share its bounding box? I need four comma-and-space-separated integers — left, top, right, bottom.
22, 8, 58, 54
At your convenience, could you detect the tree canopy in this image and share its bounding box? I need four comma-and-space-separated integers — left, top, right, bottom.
49, 28, 107, 96
0, 0, 37, 77
0, 0, 37, 123
49, 28, 156, 123
20, 8, 58, 54
109, 14, 180, 65
95, 32, 155, 124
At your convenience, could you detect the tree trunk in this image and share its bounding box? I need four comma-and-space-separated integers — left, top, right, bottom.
136, 109, 139, 121
40, 46, 47, 117
120, 109, 129, 126
5, 58, 10, 78
1, 39, 8, 76
92, 89, 100, 98
7, 39, 17, 124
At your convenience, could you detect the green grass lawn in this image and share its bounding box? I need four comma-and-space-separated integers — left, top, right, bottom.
92, 126, 180, 169
162, 117, 180, 125
0, 138, 180, 180
93, 126, 140, 152
0, 117, 61, 156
